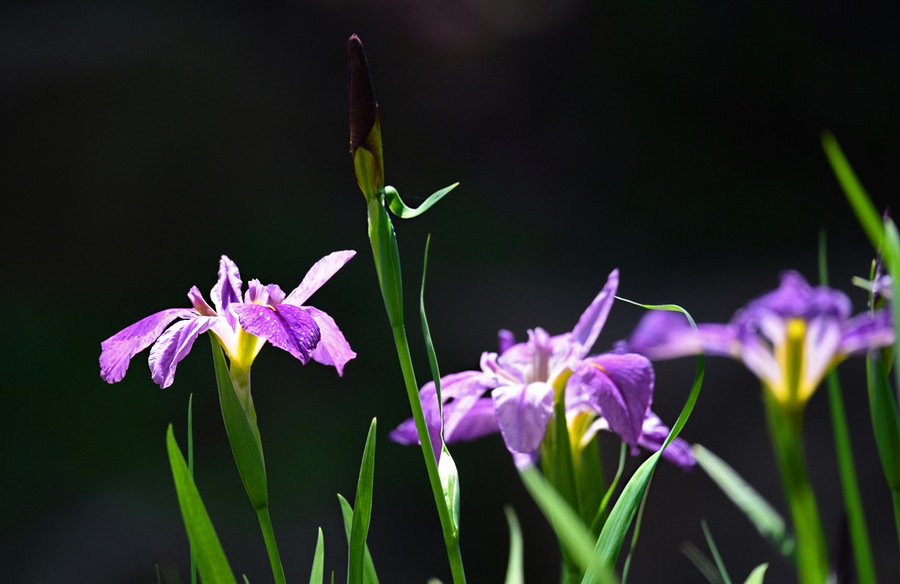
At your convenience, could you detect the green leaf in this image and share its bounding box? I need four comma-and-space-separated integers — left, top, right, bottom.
367, 199, 404, 328
166, 425, 238, 584
338, 495, 380, 584
384, 183, 458, 219
349, 419, 377, 584
209, 334, 268, 510
309, 528, 325, 584
518, 467, 618, 583
420, 236, 462, 538
869, 357, 900, 490
188, 394, 198, 584
742, 564, 768, 584
591, 344, 704, 574
503, 507, 524, 584
701, 521, 732, 584
692, 444, 794, 559
679, 540, 722, 584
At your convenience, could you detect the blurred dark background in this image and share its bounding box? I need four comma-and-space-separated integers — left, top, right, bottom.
2, 0, 898, 582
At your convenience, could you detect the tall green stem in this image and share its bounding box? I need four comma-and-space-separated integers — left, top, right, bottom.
764, 392, 828, 584
257, 507, 286, 584
391, 323, 467, 584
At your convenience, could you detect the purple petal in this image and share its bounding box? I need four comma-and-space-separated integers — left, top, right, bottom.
571, 269, 619, 358
100, 308, 195, 383
512, 450, 539, 470
389, 416, 421, 445
492, 382, 555, 453
436, 371, 499, 439
284, 250, 356, 307
839, 309, 895, 355
498, 329, 516, 354
148, 315, 219, 388
302, 306, 357, 375
211, 256, 242, 329
628, 311, 737, 360
232, 303, 321, 363
188, 286, 217, 316
637, 411, 696, 470
574, 353, 653, 446
445, 397, 500, 443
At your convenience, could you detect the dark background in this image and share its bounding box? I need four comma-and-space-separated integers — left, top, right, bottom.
2, 1, 898, 582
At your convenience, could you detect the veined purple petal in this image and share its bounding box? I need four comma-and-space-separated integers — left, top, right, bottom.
302, 306, 356, 375
574, 353, 653, 446
571, 269, 619, 358
436, 371, 499, 439
446, 397, 500, 443
492, 382, 555, 453
284, 250, 356, 307
803, 315, 842, 390
637, 411, 695, 470
232, 303, 321, 363
839, 309, 895, 355
188, 286, 217, 316
100, 308, 195, 383
211, 256, 242, 330
149, 315, 219, 388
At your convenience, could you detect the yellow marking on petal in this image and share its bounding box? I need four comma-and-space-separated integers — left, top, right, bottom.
567, 411, 596, 469
550, 368, 574, 404
771, 318, 807, 412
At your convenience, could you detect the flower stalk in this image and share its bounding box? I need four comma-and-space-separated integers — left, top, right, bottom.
764, 391, 828, 584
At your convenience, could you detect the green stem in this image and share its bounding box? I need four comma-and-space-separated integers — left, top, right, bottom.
257, 506, 286, 584
826, 370, 877, 584
391, 323, 467, 584
765, 392, 828, 584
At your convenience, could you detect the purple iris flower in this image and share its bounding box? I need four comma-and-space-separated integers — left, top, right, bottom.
100, 252, 357, 388
627, 270, 895, 410
390, 269, 695, 470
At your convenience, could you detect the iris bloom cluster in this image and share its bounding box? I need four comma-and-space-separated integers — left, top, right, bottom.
391, 269, 695, 470
626, 270, 895, 411
100, 252, 357, 389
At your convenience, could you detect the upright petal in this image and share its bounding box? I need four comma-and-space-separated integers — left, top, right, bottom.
302, 306, 357, 375
284, 251, 356, 307
232, 303, 321, 363
491, 382, 555, 453
571, 269, 619, 358
574, 353, 653, 446
211, 256, 242, 329
100, 308, 195, 383
148, 315, 219, 388
498, 329, 516, 354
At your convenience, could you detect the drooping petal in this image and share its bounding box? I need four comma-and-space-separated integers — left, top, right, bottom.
574, 353, 653, 447
445, 397, 500, 443
436, 371, 499, 439
284, 251, 356, 307
571, 269, 619, 358
211, 256, 242, 329
636, 411, 695, 470
839, 309, 895, 355
491, 382, 555, 453
302, 306, 357, 375
148, 315, 219, 388
232, 303, 321, 363
100, 308, 196, 383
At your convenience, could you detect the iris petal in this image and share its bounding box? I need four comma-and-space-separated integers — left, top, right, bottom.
233, 303, 321, 363
284, 250, 356, 307
149, 315, 219, 388
492, 382, 555, 453
302, 306, 357, 375
100, 308, 196, 383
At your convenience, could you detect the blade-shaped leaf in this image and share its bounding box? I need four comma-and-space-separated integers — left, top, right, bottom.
166, 425, 238, 584
384, 183, 458, 219
349, 419, 377, 584
743, 564, 768, 584
701, 521, 732, 584
309, 528, 325, 584
338, 495, 380, 584
209, 334, 268, 510
519, 466, 618, 584
503, 506, 524, 584
590, 324, 704, 574
680, 540, 722, 584
692, 444, 795, 559
869, 357, 900, 490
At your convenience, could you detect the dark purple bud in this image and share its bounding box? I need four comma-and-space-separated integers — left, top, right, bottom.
348, 34, 378, 155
